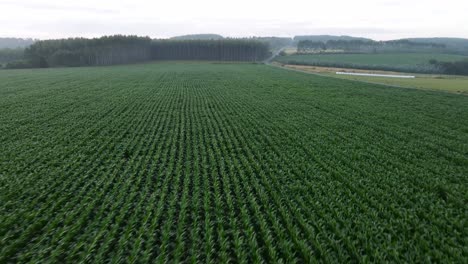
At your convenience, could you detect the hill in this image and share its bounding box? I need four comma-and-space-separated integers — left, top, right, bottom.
170, 34, 224, 40
293, 35, 373, 42
401, 37, 468, 54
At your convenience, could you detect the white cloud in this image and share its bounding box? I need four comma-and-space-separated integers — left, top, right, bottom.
1, 0, 467, 39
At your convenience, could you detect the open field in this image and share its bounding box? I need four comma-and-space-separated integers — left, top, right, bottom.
279, 63, 468, 94
275, 53, 468, 73
332, 74, 468, 94
1, 62, 467, 262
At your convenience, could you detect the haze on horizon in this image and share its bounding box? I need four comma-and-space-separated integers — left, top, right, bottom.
1, 0, 467, 40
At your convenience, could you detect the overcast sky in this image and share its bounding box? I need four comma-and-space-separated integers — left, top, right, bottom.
1, 0, 467, 40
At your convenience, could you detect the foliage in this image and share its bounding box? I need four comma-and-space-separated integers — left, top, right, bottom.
0, 62, 466, 262
24, 35, 152, 67
250, 37, 293, 52
0, 48, 25, 65
20, 36, 270, 68
430, 59, 468, 75
150, 39, 270, 61
3, 60, 33, 69
294, 35, 373, 42
297, 40, 327, 52
296, 39, 446, 53
275, 53, 468, 74
403, 37, 468, 55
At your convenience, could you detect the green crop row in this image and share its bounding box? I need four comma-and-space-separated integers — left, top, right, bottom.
1, 62, 467, 262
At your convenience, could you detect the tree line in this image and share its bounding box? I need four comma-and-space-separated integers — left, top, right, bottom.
430, 59, 468, 75
297, 39, 446, 53
22, 35, 152, 68
0, 48, 24, 65
2, 35, 270, 69
151, 39, 269, 61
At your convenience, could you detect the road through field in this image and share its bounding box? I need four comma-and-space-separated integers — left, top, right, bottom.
1, 62, 467, 262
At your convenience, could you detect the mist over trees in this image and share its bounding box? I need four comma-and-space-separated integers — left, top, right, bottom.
251, 37, 293, 52
294, 35, 373, 43
0, 38, 34, 66
297, 39, 446, 53
297, 40, 326, 52
0, 48, 25, 64
0, 38, 35, 49
404, 38, 468, 54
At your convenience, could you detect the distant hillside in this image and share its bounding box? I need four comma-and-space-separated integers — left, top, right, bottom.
0, 38, 35, 49
170, 34, 224, 40
293, 35, 373, 43
401, 38, 468, 54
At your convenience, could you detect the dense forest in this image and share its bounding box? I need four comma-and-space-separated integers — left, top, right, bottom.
21, 35, 152, 68
3, 35, 270, 68
151, 39, 269, 61
430, 59, 468, 75
0, 48, 24, 64
170, 35, 293, 53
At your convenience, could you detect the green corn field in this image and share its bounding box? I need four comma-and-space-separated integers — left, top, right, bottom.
1, 62, 467, 262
